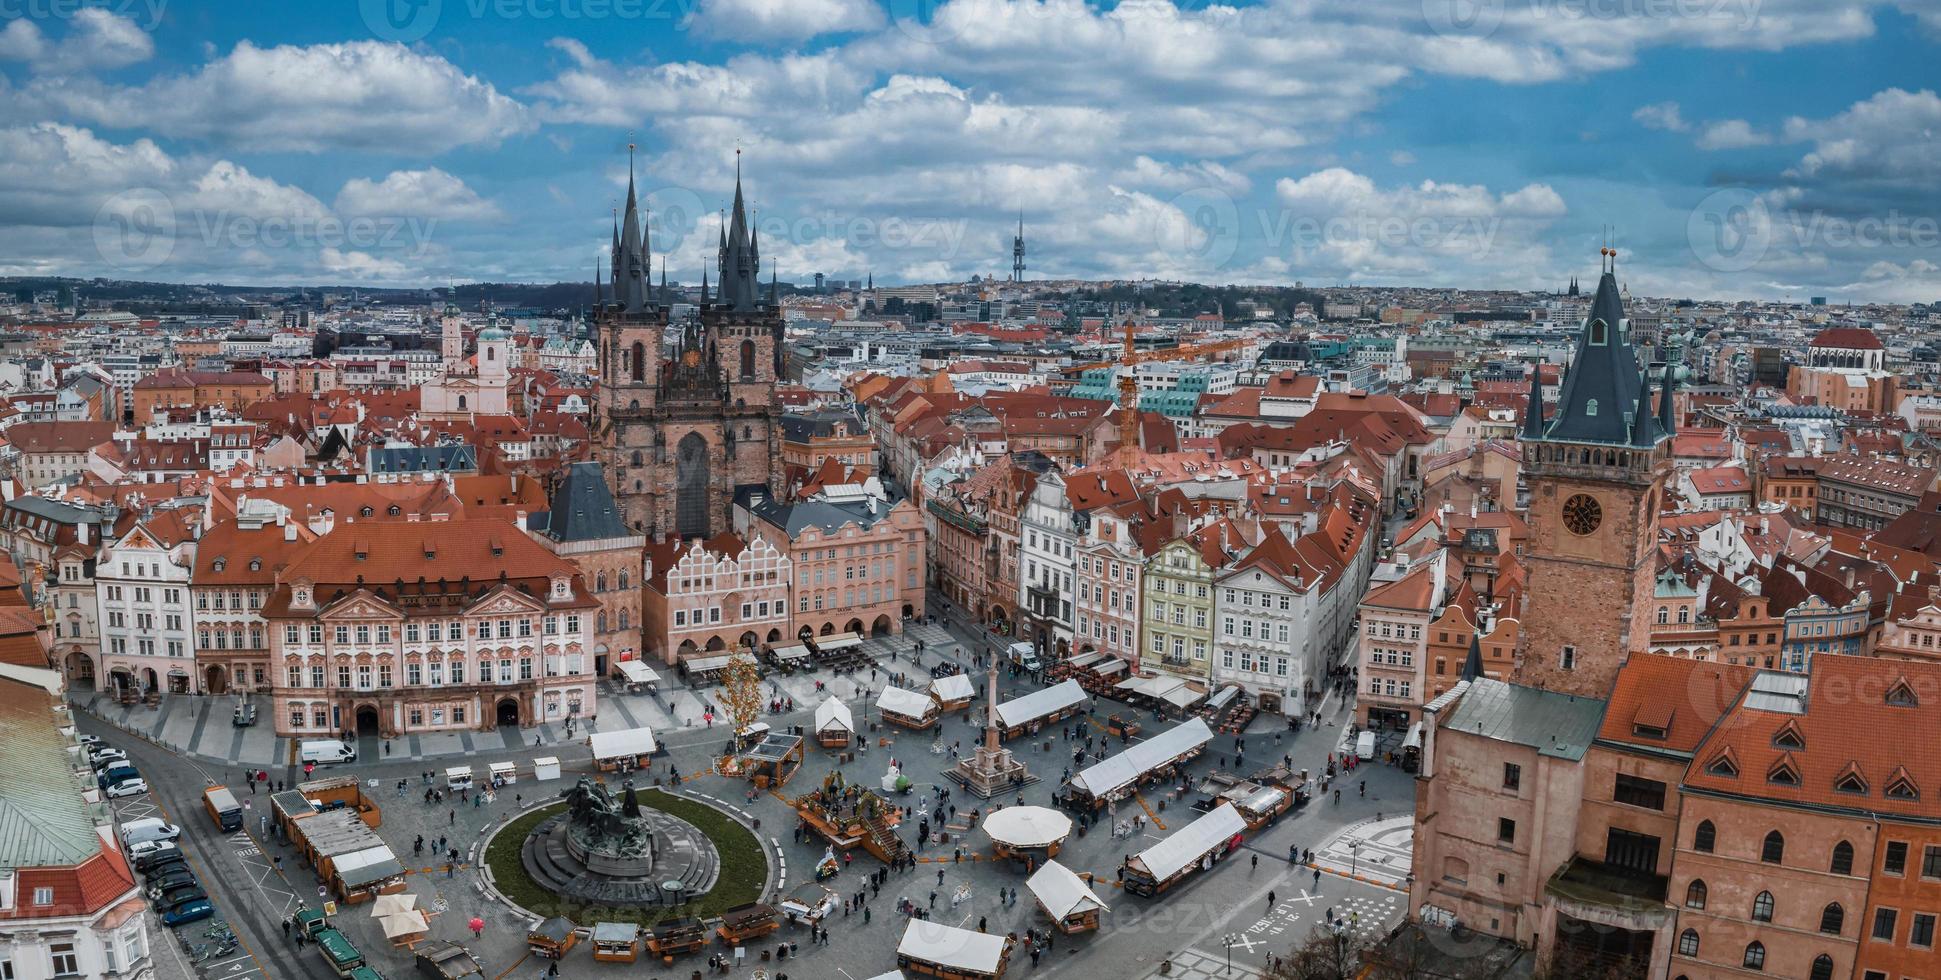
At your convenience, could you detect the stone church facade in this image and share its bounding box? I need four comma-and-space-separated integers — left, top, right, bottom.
594, 158, 783, 541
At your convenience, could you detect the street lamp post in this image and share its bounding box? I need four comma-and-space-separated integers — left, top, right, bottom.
1222, 933, 1238, 975
1347, 837, 1365, 880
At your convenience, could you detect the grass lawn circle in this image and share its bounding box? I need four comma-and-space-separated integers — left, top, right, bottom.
484, 788, 769, 928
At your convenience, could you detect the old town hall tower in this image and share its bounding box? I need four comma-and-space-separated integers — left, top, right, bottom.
1514, 249, 1676, 699
594, 154, 783, 541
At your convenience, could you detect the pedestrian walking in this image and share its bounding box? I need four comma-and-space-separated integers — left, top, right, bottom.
937, 868, 945, 885
1251, 853, 1258, 871
449, 809, 456, 825
1359, 780, 1365, 798
1267, 890, 1276, 910
282, 919, 290, 938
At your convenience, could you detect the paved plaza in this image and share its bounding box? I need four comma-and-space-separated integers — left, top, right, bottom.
80, 613, 1412, 980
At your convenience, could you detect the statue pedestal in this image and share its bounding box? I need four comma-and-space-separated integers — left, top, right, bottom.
948, 744, 1037, 799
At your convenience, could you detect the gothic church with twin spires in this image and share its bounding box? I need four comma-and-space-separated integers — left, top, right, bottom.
594, 157, 784, 541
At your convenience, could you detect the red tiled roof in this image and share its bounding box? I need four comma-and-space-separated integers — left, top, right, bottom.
1808, 327, 1883, 350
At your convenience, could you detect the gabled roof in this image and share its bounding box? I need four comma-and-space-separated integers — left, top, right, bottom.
533, 462, 635, 543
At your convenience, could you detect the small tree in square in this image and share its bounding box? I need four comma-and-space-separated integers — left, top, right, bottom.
721, 653, 763, 735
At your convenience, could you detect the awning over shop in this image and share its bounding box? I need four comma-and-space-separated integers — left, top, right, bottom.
771, 644, 813, 662
616, 661, 659, 685
1403, 722, 1424, 751
589, 726, 657, 760
815, 633, 864, 651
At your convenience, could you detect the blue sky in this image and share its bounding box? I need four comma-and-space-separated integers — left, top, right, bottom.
2, 0, 1937, 301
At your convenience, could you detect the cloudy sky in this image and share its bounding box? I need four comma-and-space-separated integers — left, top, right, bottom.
1, 0, 1936, 301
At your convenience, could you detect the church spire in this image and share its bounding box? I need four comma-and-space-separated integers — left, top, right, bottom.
593, 256, 603, 311
615, 144, 650, 315
1541, 247, 1656, 447
1658, 360, 1678, 436
1630, 368, 1658, 447
718, 149, 761, 312
1522, 363, 1546, 440
700, 266, 709, 305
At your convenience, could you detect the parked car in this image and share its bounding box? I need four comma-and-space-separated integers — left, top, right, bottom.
121, 818, 182, 845
127, 839, 175, 862
232, 704, 257, 727
96, 764, 139, 789
140, 854, 187, 879
133, 843, 183, 873
104, 777, 149, 798
77, 734, 103, 748
160, 899, 215, 927
153, 886, 208, 911
145, 868, 198, 896
89, 749, 129, 769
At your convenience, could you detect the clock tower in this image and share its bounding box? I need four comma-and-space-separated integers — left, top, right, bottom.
1513, 249, 1676, 699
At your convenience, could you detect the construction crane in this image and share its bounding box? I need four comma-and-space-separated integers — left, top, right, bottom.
1064, 319, 1250, 452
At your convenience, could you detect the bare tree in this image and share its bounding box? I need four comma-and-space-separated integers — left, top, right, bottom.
720, 653, 763, 735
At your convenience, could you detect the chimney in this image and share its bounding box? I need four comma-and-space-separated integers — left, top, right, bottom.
283, 522, 297, 542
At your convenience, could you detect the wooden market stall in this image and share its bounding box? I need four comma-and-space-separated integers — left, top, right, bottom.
992, 680, 1086, 741
809, 631, 871, 670
1060, 718, 1212, 811
721, 729, 805, 789
646, 916, 708, 962
1025, 860, 1109, 934
896, 920, 1016, 979
590, 922, 641, 963
765, 643, 816, 674
876, 686, 940, 730
526, 917, 579, 960
286, 809, 406, 904
1231, 784, 1294, 830
614, 659, 659, 693
930, 673, 976, 714
792, 770, 905, 864
1121, 803, 1247, 898
980, 805, 1072, 865
588, 727, 658, 772
814, 696, 855, 748
716, 902, 779, 946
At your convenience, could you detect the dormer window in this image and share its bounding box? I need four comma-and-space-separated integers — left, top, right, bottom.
1886, 678, 1918, 707
1589, 320, 1608, 345
249, 559, 261, 571
1886, 771, 1919, 801
1773, 721, 1805, 751
1706, 749, 1740, 778
212, 558, 226, 572
1833, 763, 1868, 796
1585, 399, 1598, 417
1767, 756, 1801, 786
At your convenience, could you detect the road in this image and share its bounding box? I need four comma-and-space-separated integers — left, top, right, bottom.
84, 715, 339, 980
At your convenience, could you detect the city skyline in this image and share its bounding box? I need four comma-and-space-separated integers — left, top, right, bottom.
0, 1, 1935, 301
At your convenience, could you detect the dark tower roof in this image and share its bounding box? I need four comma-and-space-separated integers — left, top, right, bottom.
1541, 254, 1659, 446
1658, 361, 1678, 436
718, 153, 761, 312
614, 147, 652, 315
534, 461, 633, 542
1521, 364, 1545, 440
1461, 634, 1485, 682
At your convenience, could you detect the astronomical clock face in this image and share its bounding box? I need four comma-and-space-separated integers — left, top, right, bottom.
1562, 493, 1603, 536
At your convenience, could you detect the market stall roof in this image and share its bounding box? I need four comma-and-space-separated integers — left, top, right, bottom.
1026, 860, 1109, 920
1064, 652, 1106, 670
369, 893, 417, 917
530, 917, 576, 943
994, 680, 1086, 728
1130, 803, 1246, 882
1069, 719, 1213, 798
1204, 685, 1241, 711
616, 660, 659, 684
877, 687, 935, 718
1091, 659, 1129, 677
743, 733, 803, 763
591, 922, 637, 944
930, 673, 975, 702
1403, 722, 1425, 751
980, 806, 1073, 849
814, 696, 855, 734
685, 654, 734, 674
588, 726, 657, 760
771, 644, 813, 661
380, 910, 429, 940
815, 632, 864, 651
1159, 684, 1207, 710
896, 920, 1009, 973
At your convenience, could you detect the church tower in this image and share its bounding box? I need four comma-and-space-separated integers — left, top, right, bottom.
596, 149, 782, 542
1514, 248, 1675, 699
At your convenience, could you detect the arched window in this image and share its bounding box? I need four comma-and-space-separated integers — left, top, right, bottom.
596, 611, 607, 633
1820, 902, 1844, 934
1678, 607, 1690, 624
486, 346, 495, 361
1590, 319, 1607, 345
1809, 955, 1833, 980
631, 341, 646, 383
1677, 929, 1699, 957
1586, 399, 1599, 417
1694, 820, 1716, 852
1684, 879, 1707, 909
739, 339, 756, 379
1742, 941, 1765, 971
618, 571, 630, 590
596, 572, 608, 592
631, 450, 643, 467
457, 395, 467, 410
1751, 890, 1775, 922
1658, 606, 1669, 625
1762, 830, 1785, 864
1831, 841, 1854, 875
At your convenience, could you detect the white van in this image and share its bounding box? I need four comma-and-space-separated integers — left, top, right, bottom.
299, 739, 357, 765
445, 766, 475, 791
1355, 730, 1375, 761
120, 818, 182, 846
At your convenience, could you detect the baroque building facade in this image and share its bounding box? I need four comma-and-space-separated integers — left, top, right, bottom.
595, 157, 783, 542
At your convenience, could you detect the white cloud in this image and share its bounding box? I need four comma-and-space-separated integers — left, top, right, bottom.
28, 41, 530, 154
1388, 150, 1417, 166
1695, 119, 1773, 150
336, 168, 501, 221
0, 10, 153, 74
1270, 167, 1568, 283
319, 247, 412, 280
1633, 101, 1689, 132
1781, 87, 1941, 182
687, 0, 885, 42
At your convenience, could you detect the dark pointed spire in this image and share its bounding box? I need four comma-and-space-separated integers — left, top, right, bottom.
1461, 634, 1485, 682
1521, 363, 1546, 440
700, 266, 709, 305
769, 265, 778, 306
593, 256, 603, 311
1542, 247, 1653, 446
1630, 368, 1658, 447
718, 150, 761, 312
615, 144, 650, 314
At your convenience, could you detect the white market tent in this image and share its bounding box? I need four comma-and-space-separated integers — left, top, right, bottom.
994, 680, 1086, 729
615, 661, 660, 685
814, 696, 855, 736
931, 673, 976, 703
897, 920, 1010, 975
771, 644, 814, 662
816, 632, 864, 651
1160, 684, 1207, 710
588, 727, 657, 762
877, 687, 936, 718
981, 806, 1073, 849
1068, 718, 1213, 799
1064, 652, 1107, 670
1026, 860, 1109, 921
1129, 803, 1246, 882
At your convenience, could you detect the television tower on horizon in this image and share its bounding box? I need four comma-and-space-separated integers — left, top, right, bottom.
1012, 210, 1026, 283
